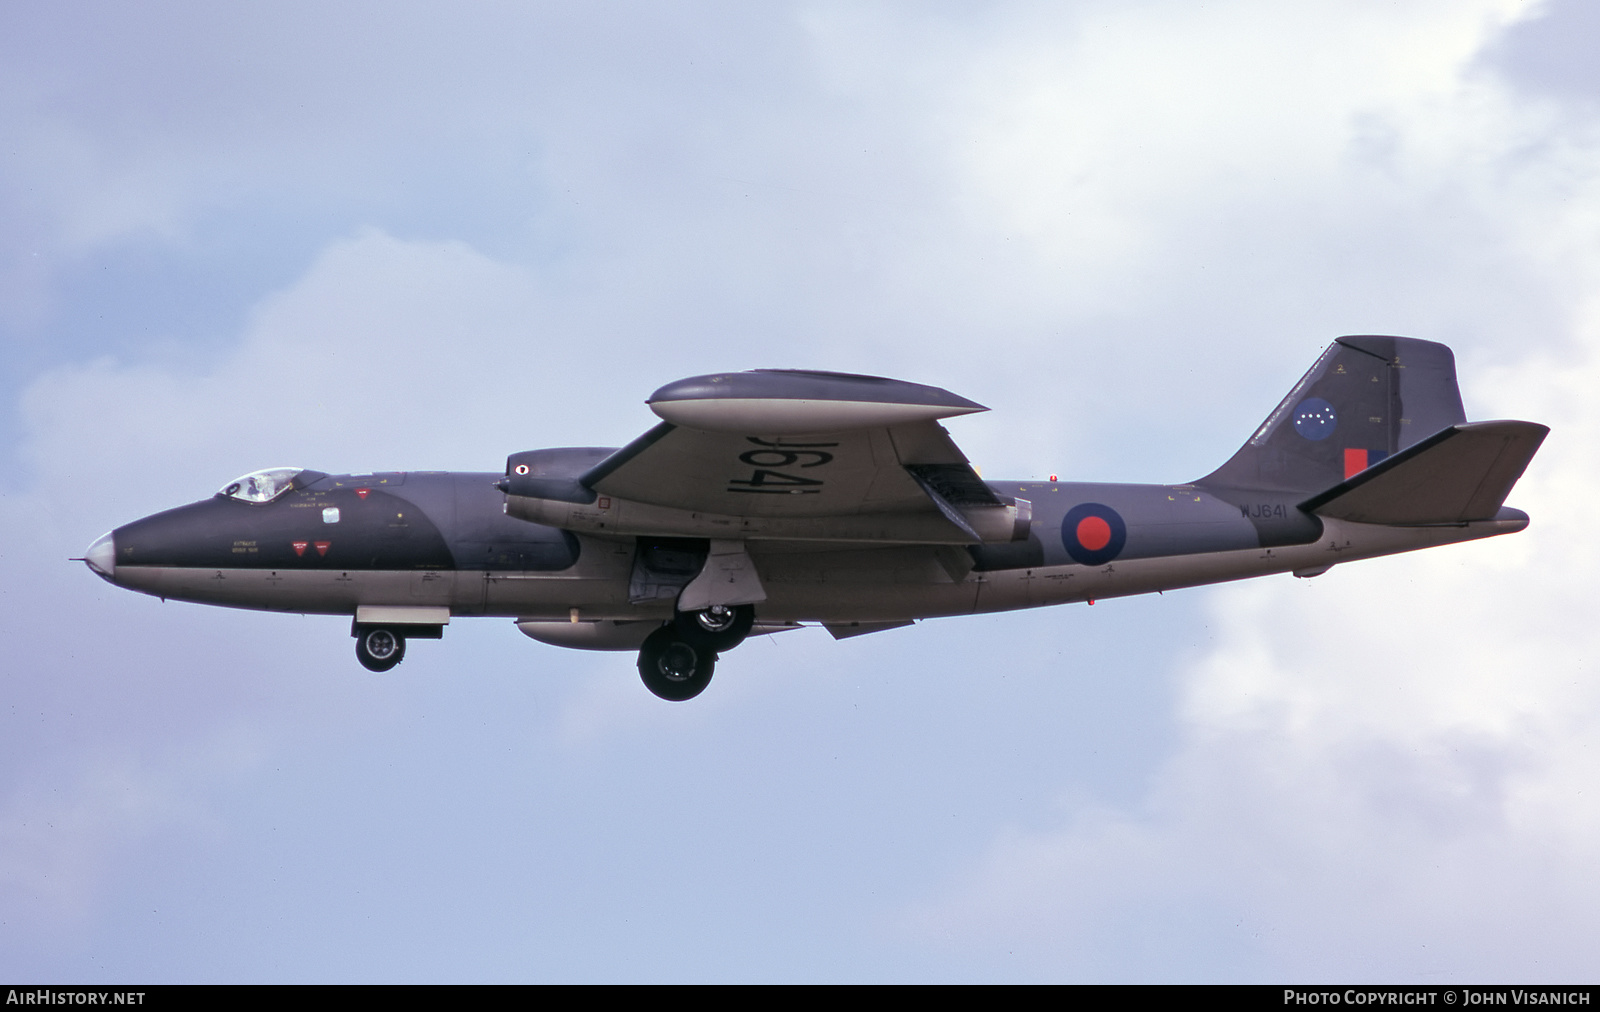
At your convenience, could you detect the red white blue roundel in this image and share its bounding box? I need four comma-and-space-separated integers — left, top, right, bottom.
1061, 502, 1127, 566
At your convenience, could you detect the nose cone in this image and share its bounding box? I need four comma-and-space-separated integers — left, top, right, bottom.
84, 531, 116, 582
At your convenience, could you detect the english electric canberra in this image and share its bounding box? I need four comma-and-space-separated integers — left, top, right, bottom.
83, 336, 1546, 700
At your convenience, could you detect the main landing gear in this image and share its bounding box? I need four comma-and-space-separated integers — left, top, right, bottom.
637, 604, 756, 701
637, 627, 716, 701
673, 603, 754, 651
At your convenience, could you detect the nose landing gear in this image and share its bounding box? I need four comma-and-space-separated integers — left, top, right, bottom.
354, 626, 406, 672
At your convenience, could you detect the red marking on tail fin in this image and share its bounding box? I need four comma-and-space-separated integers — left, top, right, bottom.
1344, 448, 1368, 479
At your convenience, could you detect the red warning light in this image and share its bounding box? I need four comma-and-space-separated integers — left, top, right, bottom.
356, 489, 370, 499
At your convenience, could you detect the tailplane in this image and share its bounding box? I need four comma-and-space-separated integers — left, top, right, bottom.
1297, 420, 1547, 525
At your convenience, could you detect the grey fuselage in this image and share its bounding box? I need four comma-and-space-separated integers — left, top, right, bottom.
97, 467, 1526, 624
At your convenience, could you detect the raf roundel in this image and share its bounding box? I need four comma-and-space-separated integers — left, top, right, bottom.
1291, 397, 1338, 440
1061, 502, 1128, 567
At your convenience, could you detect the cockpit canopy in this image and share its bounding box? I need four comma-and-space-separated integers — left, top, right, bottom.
217, 467, 311, 503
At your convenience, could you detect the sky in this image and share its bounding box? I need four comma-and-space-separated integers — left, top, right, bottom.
2, 0, 1598, 983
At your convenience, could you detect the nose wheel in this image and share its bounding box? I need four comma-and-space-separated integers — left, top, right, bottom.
637, 627, 716, 701
355, 626, 406, 672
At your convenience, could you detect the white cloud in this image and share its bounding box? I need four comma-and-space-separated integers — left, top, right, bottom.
909, 509, 1600, 976
893, 0, 1600, 980
18, 230, 590, 513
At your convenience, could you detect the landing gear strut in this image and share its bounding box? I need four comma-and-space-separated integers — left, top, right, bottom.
355, 626, 406, 672
637, 626, 716, 701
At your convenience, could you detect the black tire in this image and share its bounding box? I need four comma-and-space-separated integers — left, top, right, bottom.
355, 626, 406, 672
672, 603, 754, 652
637, 627, 715, 701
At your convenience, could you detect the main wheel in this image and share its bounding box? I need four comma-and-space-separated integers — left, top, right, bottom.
355, 626, 406, 672
673, 603, 754, 652
637, 627, 715, 701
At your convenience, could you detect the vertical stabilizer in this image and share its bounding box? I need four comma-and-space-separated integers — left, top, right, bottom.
1200, 336, 1467, 494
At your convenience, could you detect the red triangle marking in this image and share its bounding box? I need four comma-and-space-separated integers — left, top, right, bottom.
291, 541, 308, 556
356, 489, 370, 499
314, 541, 331, 556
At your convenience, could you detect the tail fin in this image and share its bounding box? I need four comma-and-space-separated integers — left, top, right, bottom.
1200, 336, 1467, 494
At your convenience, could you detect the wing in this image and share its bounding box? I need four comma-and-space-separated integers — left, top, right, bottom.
502, 370, 1027, 545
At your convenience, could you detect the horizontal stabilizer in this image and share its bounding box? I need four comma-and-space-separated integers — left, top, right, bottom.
1299, 420, 1548, 525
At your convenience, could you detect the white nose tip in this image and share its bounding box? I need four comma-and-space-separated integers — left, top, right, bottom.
84, 531, 116, 579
